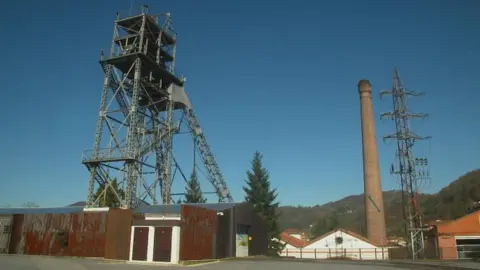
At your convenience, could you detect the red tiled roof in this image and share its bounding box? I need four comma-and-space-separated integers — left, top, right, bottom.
280, 232, 307, 248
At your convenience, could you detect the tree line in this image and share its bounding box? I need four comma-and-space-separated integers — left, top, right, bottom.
93, 151, 284, 256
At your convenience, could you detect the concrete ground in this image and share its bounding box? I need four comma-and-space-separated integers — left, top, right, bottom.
1, 255, 479, 270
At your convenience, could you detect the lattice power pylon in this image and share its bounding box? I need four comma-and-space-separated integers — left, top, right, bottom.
82, 6, 233, 209
380, 68, 431, 259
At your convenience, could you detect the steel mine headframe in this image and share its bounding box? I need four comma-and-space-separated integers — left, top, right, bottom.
82, 8, 233, 208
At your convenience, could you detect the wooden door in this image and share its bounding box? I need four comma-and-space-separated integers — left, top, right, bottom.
132, 227, 149, 261
153, 227, 172, 262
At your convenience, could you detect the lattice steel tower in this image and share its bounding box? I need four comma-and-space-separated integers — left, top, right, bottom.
82, 6, 233, 208
380, 68, 431, 259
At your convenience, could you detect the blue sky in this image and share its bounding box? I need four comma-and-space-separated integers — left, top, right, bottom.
0, 0, 478, 207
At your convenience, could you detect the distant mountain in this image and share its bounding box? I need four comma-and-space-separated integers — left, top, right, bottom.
67, 201, 86, 207
278, 169, 480, 237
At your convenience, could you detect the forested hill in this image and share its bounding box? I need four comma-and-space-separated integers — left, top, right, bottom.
278, 169, 480, 237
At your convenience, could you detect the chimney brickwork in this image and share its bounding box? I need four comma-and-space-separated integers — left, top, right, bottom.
358, 79, 388, 246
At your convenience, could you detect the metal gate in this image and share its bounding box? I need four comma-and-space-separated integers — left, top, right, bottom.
0, 216, 13, 254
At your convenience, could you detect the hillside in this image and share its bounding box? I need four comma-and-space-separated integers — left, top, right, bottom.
278, 169, 480, 237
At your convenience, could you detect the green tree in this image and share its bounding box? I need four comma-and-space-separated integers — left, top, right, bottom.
184, 171, 207, 203
243, 151, 284, 256
93, 178, 125, 207
311, 212, 339, 237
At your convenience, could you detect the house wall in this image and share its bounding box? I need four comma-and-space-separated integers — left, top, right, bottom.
304, 231, 377, 249
179, 205, 218, 261
437, 235, 457, 260
279, 241, 299, 257
433, 211, 480, 260
234, 203, 269, 257
216, 208, 234, 259
8, 211, 107, 257
281, 231, 388, 260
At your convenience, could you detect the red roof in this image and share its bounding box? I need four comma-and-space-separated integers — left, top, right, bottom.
280, 232, 308, 247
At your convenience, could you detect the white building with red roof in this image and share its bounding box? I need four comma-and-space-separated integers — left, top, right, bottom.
278, 228, 390, 260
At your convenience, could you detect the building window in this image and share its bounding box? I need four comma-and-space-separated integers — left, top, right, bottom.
3, 226, 11, 234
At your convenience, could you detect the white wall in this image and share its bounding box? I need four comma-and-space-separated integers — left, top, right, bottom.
290, 233, 303, 240
129, 225, 181, 264
304, 230, 377, 249
280, 230, 389, 260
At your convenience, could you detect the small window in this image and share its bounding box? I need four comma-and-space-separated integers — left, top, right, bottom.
335, 236, 343, 245
3, 226, 11, 234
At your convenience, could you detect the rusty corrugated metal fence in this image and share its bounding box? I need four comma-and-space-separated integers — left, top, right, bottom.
104, 209, 133, 260
9, 212, 108, 257
180, 205, 218, 260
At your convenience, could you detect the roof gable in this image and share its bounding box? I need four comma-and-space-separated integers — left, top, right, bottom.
304, 228, 380, 248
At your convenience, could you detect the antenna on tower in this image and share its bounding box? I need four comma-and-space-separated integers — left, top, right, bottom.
380, 68, 432, 260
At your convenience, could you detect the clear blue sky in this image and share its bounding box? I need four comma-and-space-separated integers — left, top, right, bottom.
0, 0, 478, 207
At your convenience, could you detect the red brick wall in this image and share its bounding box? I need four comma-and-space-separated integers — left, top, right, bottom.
438, 235, 457, 260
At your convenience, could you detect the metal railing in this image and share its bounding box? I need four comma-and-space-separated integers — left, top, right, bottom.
281, 248, 389, 260
82, 147, 134, 162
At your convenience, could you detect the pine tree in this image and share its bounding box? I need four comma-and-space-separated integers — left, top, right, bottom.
93, 178, 125, 207
184, 171, 207, 203
243, 151, 284, 256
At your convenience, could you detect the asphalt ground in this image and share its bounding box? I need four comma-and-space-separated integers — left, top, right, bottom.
1, 255, 479, 270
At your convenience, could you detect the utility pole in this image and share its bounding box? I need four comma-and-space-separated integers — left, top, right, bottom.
380, 68, 431, 259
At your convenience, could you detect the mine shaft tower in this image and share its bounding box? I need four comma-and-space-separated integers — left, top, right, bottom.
82, 6, 233, 208
380, 68, 431, 259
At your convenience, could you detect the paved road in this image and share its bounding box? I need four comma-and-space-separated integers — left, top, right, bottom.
0, 255, 478, 270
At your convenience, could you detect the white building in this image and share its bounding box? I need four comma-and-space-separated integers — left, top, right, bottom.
280, 228, 390, 260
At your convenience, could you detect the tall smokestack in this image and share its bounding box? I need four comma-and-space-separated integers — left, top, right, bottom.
358, 79, 387, 246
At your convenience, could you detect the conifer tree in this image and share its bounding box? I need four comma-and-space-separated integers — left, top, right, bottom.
184, 171, 207, 203
243, 151, 284, 256
93, 178, 125, 207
